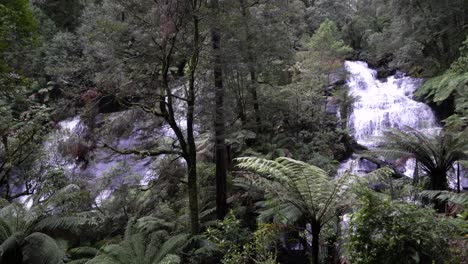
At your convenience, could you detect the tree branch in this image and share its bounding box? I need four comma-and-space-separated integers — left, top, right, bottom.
102, 142, 183, 157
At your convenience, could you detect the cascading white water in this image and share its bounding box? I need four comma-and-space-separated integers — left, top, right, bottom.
345, 61, 439, 147
338, 61, 440, 177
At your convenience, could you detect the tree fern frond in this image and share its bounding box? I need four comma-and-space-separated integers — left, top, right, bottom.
34, 216, 84, 234
158, 254, 181, 264
137, 216, 175, 232
68, 246, 99, 259
66, 260, 90, 264
0, 232, 22, 261
0, 218, 13, 243
153, 234, 189, 263
236, 156, 354, 227
362, 167, 394, 183
22, 232, 64, 264
420, 191, 468, 206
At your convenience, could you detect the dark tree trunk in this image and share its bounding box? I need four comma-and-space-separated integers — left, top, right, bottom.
457, 163, 461, 193
235, 71, 247, 126
210, 0, 228, 220
430, 169, 448, 190
186, 5, 201, 234
187, 158, 199, 234
412, 160, 419, 185
311, 221, 321, 264
249, 70, 261, 131
239, 0, 261, 131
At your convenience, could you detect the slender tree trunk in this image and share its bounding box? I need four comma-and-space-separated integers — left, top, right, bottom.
457, 162, 461, 193
311, 221, 321, 264
210, 0, 228, 220
249, 70, 261, 130
412, 160, 419, 185
186, 0, 201, 234
235, 71, 247, 126
239, 0, 261, 131
187, 158, 199, 234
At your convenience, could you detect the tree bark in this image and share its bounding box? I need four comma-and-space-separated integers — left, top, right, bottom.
311, 221, 321, 264
239, 0, 261, 131
186, 1, 201, 234
249, 70, 261, 131
431, 169, 448, 190
412, 160, 419, 185
457, 162, 461, 193
210, 0, 228, 220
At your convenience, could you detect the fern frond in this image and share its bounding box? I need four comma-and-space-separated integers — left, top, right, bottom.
159, 254, 181, 264
153, 234, 189, 263
34, 216, 84, 234
236, 156, 354, 227
0, 218, 13, 243
68, 246, 99, 259
362, 167, 394, 183
22, 232, 65, 264
420, 191, 468, 206
66, 260, 90, 264
0, 232, 22, 261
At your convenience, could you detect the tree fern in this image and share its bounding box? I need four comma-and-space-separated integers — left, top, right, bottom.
22, 232, 64, 264
235, 157, 355, 264
419, 191, 468, 206
86, 219, 188, 264
373, 128, 467, 190
0, 185, 87, 264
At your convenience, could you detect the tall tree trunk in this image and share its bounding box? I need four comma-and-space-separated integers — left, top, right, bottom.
235, 71, 247, 126
210, 0, 228, 220
311, 221, 321, 264
249, 70, 261, 131
186, 0, 201, 234
187, 158, 199, 234
239, 0, 261, 131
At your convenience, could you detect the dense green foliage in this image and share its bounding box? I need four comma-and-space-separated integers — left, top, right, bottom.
416, 37, 468, 130
347, 188, 463, 264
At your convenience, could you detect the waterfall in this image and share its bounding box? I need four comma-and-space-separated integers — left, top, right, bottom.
345, 61, 439, 147
338, 61, 441, 178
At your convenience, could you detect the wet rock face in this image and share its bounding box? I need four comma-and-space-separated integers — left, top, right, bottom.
326, 96, 339, 115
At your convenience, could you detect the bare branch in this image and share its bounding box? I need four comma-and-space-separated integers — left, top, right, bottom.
102, 142, 183, 157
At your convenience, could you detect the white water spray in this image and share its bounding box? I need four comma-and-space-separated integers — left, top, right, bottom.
338, 61, 440, 177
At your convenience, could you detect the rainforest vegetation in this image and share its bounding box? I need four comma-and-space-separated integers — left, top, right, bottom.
0, 0, 468, 263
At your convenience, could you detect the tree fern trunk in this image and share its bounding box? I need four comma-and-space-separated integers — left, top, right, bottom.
311, 221, 321, 264
431, 169, 448, 190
